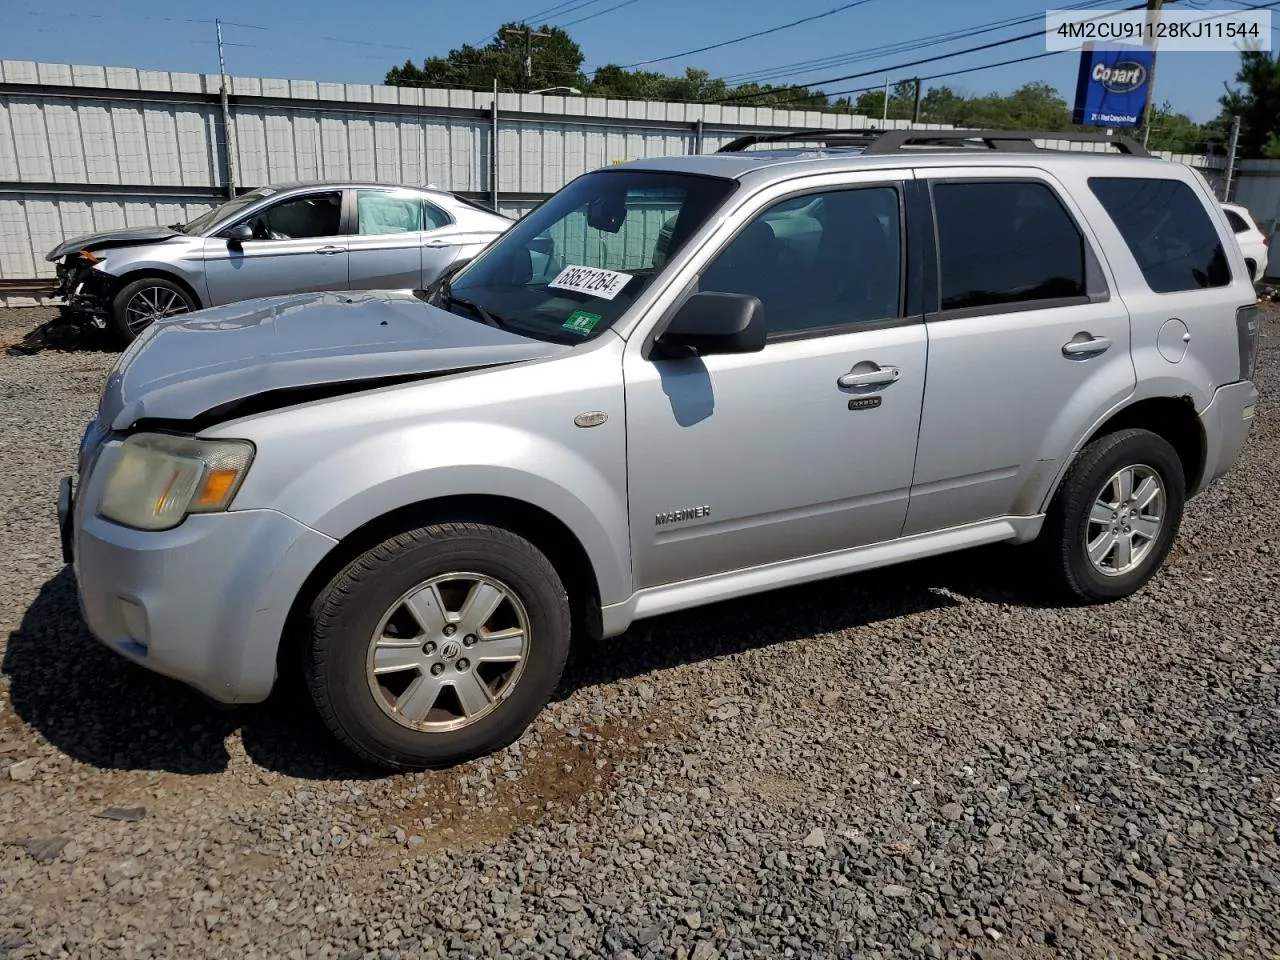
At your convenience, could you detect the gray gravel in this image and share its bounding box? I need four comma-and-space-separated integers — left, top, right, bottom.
2, 304, 1279, 959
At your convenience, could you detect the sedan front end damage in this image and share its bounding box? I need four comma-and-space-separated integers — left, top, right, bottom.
52, 250, 115, 329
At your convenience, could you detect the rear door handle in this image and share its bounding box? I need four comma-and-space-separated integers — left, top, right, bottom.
423, 239, 453, 249
838, 365, 901, 388
315, 245, 344, 256
1062, 335, 1112, 357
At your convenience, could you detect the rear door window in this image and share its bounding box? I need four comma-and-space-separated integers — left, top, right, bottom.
1089, 177, 1231, 293
932, 179, 1088, 313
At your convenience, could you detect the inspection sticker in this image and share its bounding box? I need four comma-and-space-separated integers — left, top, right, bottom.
561, 310, 603, 337
548, 265, 633, 301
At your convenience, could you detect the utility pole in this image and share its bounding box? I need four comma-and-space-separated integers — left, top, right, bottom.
503, 24, 551, 92
1140, 0, 1163, 149
881, 77, 889, 125
1223, 114, 1242, 202
215, 18, 238, 199
911, 77, 922, 124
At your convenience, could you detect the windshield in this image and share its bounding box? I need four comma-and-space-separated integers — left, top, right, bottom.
182, 187, 277, 234
440, 169, 737, 342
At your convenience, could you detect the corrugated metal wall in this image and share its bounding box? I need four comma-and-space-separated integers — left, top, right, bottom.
0, 58, 947, 290
0, 58, 1270, 296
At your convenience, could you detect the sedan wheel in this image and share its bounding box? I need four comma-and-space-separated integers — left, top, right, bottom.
124, 285, 191, 333
110, 276, 198, 344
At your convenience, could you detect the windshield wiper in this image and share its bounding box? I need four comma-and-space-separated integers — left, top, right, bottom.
436, 277, 510, 330
167, 222, 186, 233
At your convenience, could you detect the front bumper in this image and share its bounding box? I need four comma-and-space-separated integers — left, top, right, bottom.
65, 448, 338, 703
1195, 379, 1258, 495
52, 258, 112, 325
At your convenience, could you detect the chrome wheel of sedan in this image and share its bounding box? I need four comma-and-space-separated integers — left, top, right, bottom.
366, 572, 530, 733
1085, 463, 1165, 577
124, 285, 191, 333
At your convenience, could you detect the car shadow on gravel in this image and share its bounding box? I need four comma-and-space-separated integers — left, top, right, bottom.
3, 568, 378, 780
555, 541, 1063, 700
4, 313, 118, 356
4, 544, 1058, 779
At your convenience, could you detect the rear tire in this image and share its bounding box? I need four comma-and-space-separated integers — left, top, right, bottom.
110, 276, 196, 344
1040, 428, 1185, 603
305, 522, 571, 771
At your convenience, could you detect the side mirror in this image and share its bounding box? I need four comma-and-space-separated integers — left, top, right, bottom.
224, 223, 254, 243
654, 291, 766, 358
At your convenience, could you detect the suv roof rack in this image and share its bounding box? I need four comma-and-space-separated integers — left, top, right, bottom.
717, 127, 1151, 158
716, 129, 883, 153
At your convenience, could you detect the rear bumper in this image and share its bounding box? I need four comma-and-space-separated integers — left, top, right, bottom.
1195, 379, 1258, 495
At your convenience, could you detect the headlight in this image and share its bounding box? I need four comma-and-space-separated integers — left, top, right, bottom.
97, 433, 254, 531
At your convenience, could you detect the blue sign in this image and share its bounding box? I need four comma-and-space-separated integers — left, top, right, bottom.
1072, 47, 1153, 127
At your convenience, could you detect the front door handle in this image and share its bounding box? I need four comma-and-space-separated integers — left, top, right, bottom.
838, 365, 901, 388
315, 245, 344, 256
1062, 335, 1112, 357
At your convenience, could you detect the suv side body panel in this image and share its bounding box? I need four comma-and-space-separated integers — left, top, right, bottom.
621, 169, 927, 589
903, 165, 1137, 535
209, 342, 634, 607
1034, 160, 1257, 506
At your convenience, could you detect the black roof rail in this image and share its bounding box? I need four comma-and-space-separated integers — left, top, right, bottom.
715, 127, 1152, 158
716, 129, 885, 153
860, 128, 1151, 157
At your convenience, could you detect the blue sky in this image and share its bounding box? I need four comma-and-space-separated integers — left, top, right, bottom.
3, 0, 1257, 123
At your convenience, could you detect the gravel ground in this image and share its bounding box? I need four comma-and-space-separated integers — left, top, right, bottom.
0, 304, 1278, 960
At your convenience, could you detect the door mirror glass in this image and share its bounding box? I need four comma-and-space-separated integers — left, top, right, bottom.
655, 291, 766, 358
224, 222, 254, 243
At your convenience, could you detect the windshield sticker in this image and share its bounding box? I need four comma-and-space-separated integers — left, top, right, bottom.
548, 265, 634, 301
562, 310, 603, 337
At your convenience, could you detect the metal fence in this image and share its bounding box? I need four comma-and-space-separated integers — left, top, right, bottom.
0, 58, 1261, 305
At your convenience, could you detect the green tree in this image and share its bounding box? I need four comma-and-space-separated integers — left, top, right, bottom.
1218, 50, 1280, 157
386, 23, 587, 92
1145, 100, 1210, 154
853, 81, 917, 121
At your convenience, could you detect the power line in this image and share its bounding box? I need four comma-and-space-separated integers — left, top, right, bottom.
767, 0, 1280, 108
717, 0, 1109, 86
560, 0, 640, 28
524, 0, 605, 22
717, 0, 1157, 103
616, 0, 880, 70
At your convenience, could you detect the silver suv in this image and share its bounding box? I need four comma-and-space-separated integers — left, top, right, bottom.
59, 129, 1260, 771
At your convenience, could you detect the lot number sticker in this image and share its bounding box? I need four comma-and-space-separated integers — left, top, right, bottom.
548, 265, 634, 301
561, 310, 602, 337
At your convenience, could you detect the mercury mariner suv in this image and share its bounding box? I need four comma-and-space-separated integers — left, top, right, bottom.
59, 129, 1259, 771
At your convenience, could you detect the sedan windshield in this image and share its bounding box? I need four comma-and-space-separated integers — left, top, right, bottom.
438, 169, 737, 343
182, 187, 277, 235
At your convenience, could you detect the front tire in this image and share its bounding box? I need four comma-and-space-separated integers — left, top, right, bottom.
305, 522, 571, 771
110, 276, 196, 344
1040, 428, 1185, 602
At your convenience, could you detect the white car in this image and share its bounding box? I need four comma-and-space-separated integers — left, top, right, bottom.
1222, 202, 1269, 283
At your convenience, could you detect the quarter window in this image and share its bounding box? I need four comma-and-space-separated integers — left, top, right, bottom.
697, 186, 903, 335
1088, 177, 1231, 293
933, 180, 1087, 312
1224, 208, 1250, 234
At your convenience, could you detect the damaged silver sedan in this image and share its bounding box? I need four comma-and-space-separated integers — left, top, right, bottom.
47, 181, 512, 343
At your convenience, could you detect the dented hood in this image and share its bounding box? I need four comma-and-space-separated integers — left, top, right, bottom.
100, 290, 570, 430
46, 225, 183, 261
